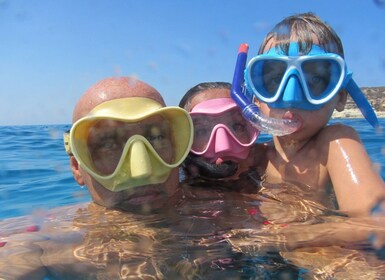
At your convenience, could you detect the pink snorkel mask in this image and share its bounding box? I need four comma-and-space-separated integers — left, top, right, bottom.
190, 98, 259, 162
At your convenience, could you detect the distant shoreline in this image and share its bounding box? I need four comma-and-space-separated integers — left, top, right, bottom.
332, 110, 385, 119
332, 86, 385, 119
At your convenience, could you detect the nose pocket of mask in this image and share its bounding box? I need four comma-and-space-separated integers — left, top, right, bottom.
282, 76, 305, 103
214, 127, 233, 153
130, 141, 152, 178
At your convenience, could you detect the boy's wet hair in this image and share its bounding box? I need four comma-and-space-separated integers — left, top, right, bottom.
179, 82, 231, 110
259, 12, 344, 57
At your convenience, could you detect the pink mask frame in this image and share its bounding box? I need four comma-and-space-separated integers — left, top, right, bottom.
190, 98, 259, 161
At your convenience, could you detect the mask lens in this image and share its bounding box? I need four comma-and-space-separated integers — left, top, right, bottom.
250, 59, 287, 100
301, 58, 342, 100
191, 107, 256, 153
82, 116, 173, 176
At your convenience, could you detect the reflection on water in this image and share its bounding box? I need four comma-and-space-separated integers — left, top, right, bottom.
1, 178, 385, 279
0, 121, 385, 279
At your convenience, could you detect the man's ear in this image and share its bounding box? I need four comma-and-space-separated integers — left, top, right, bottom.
70, 156, 85, 186
336, 89, 348, 112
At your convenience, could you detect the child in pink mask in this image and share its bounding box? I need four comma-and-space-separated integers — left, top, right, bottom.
179, 82, 267, 185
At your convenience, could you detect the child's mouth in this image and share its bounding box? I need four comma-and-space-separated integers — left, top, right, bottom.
282, 111, 303, 131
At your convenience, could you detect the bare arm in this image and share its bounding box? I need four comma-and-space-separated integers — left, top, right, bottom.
326, 125, 385, 215
227, 215, 385, 254
0, 242, 47, 280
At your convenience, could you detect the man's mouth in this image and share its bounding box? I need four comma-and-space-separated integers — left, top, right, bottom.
126, 189, 161, 205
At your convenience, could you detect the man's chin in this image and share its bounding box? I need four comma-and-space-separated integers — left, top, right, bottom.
127, 192, 160, 205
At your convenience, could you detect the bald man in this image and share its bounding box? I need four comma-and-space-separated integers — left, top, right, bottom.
0, 77, 194, 279
67, 76, 193, 211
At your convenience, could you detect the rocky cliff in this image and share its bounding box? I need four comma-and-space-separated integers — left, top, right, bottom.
332, 86, 385, 118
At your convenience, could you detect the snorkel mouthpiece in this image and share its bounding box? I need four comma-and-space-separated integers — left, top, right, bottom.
184, 154, 238, 179
230, 44, 300, 136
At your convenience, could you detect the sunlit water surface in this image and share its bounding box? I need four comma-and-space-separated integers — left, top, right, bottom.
0, 119, 384, 279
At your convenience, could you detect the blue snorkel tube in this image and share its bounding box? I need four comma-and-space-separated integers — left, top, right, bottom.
345, 78, 380, 128
230, 44, 300, 136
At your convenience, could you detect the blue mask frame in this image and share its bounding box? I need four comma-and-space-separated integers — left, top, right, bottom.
245, 43, 379, 128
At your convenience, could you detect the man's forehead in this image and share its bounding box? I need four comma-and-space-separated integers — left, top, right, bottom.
72, 77, 165, 122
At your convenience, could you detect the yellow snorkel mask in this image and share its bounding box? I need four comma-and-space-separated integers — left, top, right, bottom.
64, 97, 193, 192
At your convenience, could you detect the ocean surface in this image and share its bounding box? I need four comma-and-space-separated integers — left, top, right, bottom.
1, 119, 385, 279
0, 119, 384, 220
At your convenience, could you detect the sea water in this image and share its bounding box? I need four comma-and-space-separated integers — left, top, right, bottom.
0, 124, 90, 219
0, 119, 384, 220
0, 119, 385, 279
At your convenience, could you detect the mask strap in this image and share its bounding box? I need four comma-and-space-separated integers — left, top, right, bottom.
345, 77, 379, 128
63, 129, 73, 156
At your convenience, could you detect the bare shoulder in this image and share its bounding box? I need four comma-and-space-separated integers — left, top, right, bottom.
317, 123, 361, 143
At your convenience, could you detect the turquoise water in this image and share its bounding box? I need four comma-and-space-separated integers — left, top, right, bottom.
0, 119, 384, 220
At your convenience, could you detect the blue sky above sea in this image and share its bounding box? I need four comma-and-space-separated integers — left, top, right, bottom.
1, 0, 385, 125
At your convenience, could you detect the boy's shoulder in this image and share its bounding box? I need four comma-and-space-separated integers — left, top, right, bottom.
317, 123, 360, 143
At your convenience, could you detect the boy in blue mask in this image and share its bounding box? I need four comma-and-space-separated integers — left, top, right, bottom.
232, 12, 385, 216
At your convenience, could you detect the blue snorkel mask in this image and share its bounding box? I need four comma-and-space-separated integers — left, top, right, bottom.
230, 44, 300, 136
244, 43, 379, 128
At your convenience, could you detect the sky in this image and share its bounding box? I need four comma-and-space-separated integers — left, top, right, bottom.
1, 0, 385, 126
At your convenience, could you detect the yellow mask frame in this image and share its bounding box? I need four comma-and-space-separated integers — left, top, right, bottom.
64, 97, 193, 192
